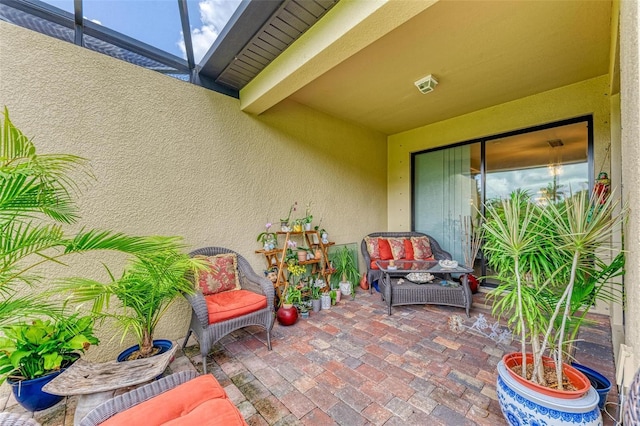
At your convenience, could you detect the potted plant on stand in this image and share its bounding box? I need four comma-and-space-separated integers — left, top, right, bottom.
277, 266, 304, 326
310, 279, 323, 312
482, 189, 626, 425
330, 246, 360, 299
59, 242, 209, 360
302, 202, 313, 231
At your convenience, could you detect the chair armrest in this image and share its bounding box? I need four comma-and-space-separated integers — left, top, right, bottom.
183, 291, 209, 328
236, 255, 275, 310
79, 371, 198, 426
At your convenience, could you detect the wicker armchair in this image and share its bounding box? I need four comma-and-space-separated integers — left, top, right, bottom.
183, 247, 274, 373
361, 231, 452, 287
0, 413, 40, 426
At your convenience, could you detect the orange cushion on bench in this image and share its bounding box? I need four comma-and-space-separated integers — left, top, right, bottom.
162, 397, 248, 426
100, 375, 232, 426
205, 289, 267, 324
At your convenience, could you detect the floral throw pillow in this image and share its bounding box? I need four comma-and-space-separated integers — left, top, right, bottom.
195, 254, 241, 295
411, 236, 434, 260
364, 236, 380, 259
387, 237, 406, 260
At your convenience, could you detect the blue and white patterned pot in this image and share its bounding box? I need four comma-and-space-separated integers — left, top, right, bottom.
497, 359, 602, 426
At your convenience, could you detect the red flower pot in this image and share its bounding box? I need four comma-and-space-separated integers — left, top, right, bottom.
276, 304, 298, 326
502, 352, 591, 399
466, 274, 479, 293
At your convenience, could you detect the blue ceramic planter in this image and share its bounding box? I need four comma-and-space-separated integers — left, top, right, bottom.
497, 359, 602, 425
9, 369, 65, 412
117, 339, 173, 362
572, 362, 612, 410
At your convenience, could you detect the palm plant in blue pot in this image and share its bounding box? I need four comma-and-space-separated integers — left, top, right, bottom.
0, 108, 186, 408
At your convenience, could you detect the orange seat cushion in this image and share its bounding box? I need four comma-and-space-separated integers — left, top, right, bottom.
205, 289, 267, 324
162, 398, 248, 426
100, 375, 247, 426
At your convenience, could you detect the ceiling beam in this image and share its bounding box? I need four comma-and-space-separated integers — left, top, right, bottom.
239, 0, 438, 115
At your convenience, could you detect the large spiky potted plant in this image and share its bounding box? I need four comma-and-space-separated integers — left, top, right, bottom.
0, 107, 181, 410
482, 189, 626, 424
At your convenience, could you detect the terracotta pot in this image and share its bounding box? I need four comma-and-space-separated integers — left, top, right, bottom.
297, 250, 307, 262
466, 274, 479, 293
502, 353, 590, 399
276, 304, 298, 326
315, 249, 322, 259
359, 273, 369, 290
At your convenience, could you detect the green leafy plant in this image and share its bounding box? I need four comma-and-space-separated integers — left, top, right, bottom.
329, 246, 360, 298
59, 242, 209, 359
256, 222, 276, 247
1, 107, 190, 370
482, 189, 627, 389
302, 202, 313, 224
280, 202, 297, 224
0, 312, 98, 382
281, 283, 302, 306
310, 282, 322, 300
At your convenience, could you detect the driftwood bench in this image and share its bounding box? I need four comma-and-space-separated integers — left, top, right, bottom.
43, 345, 177, 426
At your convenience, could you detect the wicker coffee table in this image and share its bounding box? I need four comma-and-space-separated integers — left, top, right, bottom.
376, 260, 473, 316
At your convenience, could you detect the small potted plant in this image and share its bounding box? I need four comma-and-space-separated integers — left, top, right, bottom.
310, 279, 323, 312
302, 202, 313, 230
277, 278, 303, 326
330, 246, 360, 299
280, 202, 297, 231
257, 222, 277, 251
0, 312, 99, 411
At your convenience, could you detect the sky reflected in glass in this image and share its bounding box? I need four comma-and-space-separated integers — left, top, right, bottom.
41, 0, 73, 14
41, 0, 243, 63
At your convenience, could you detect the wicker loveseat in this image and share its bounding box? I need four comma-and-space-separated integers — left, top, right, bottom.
361, 231, 452, 288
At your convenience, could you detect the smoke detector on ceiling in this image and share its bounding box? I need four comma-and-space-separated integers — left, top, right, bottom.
414, 74, 438, 94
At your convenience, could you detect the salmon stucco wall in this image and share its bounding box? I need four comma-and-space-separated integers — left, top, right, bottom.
0, 21, 387, 361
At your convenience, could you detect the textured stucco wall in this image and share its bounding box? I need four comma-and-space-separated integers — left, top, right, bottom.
620, 0, 640, 374
0, 22, 387, 361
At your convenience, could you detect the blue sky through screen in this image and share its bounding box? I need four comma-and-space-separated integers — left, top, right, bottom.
41, 0, 242, 63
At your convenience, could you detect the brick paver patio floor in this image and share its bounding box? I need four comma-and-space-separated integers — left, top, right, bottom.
0, 291, 620, 425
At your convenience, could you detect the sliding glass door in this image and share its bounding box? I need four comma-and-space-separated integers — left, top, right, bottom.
413, 143, 481, 265
412, 117, 591, 284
